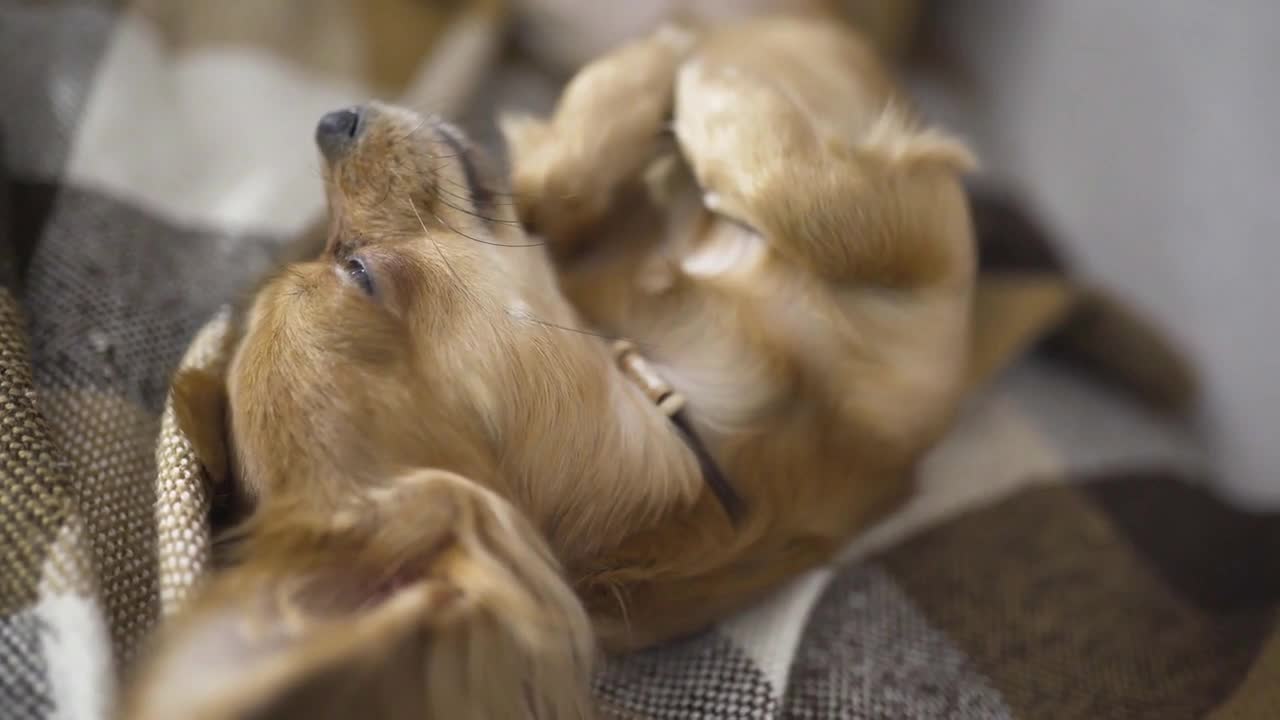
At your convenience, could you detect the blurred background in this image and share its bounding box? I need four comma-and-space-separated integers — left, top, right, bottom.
912, 1, 1280, 508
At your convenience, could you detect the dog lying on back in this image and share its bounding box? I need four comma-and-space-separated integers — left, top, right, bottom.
125, 16, 975, 719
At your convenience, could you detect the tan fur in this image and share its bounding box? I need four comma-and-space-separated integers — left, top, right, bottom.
126, 17, 975, 718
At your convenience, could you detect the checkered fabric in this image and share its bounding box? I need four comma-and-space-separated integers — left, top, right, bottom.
1, 2, 1276, 719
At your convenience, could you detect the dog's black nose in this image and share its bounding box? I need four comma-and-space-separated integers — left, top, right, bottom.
315, 107, 363, 162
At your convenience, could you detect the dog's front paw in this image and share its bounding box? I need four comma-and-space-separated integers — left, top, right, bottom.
502, 25, 702, 255
500, 116, 615, 251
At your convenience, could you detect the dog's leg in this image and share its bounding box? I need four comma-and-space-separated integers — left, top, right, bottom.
502, 24, 699, 256
125, 470, 595, 720
671, 49, 976, 287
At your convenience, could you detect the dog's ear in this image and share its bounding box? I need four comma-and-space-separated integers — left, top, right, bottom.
124, 470, 596, 720
122, 559, 446, 720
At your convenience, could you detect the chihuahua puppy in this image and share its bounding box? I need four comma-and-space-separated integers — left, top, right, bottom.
126, 16, 974, 719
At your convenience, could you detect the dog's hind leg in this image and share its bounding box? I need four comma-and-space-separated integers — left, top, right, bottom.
671, 23, 976, 289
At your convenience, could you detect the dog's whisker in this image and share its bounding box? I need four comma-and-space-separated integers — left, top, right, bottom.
431, 177, 521, 215
432, 201, 531, 237
404, 192, 471, 302
418, 191, 546, 248
428, 184, 525, 227
507, 312, 618, 343
423, 156, 521, 207
370, 163, 398, 208
608, 581, 632, 635
507, 310, 660, 353
391, 115, 434, 147
392, 158, 661, 347
393, 166, 499, 325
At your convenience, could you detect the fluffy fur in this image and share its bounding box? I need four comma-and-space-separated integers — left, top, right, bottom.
125, 16, 975, 719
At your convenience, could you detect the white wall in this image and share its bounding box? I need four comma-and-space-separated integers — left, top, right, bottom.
915, 1, 1280, 506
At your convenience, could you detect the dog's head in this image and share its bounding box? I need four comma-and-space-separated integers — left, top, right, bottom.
223, 101, 707, 568
227, 103, 615, 521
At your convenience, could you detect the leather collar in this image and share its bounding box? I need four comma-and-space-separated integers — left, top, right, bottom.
612, 340, 745, 525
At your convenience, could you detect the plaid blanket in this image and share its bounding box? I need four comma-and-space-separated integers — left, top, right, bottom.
2, 2, 1277, 718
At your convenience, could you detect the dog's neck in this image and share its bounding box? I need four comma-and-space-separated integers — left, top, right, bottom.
499, 329, 715, 561
611, 340, 743, 524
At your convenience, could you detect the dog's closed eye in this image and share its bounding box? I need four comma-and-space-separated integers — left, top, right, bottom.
343, 256, 375, 296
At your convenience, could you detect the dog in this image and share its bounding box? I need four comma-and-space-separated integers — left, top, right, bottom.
124, 16, 975, 719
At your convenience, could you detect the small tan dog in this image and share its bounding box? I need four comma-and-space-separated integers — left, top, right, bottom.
126, 16, 975, 720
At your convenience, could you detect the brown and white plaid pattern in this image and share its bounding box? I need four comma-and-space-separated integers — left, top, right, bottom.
1, 2, 1275, 718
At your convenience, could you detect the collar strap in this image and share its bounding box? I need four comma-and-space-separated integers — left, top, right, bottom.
612, 340, 745, 525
